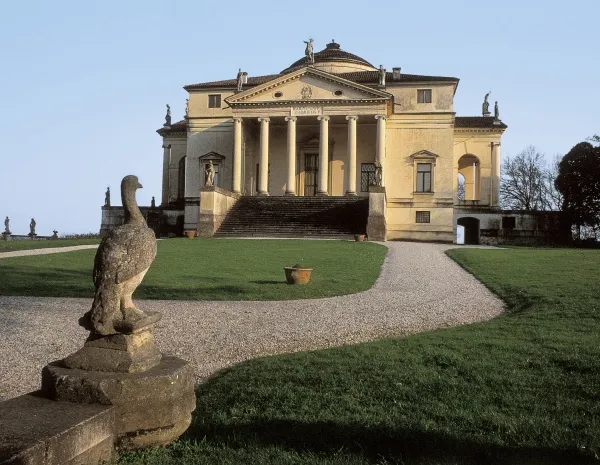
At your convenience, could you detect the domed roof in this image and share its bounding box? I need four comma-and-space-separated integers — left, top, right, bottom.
281, 41, 376, 74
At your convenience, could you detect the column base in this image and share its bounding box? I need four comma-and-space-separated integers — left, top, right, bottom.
345, 191, 357, 197
284, 191, 296, 196
316, 191, 329, 197
257, 192, 270, 196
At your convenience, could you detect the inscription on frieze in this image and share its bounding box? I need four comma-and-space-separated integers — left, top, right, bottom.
291, 106, 323, 116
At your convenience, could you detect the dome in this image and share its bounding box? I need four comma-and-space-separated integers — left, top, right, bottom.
281, 41, 377, 74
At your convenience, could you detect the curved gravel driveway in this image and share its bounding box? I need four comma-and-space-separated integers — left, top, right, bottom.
0, 241, 504, 401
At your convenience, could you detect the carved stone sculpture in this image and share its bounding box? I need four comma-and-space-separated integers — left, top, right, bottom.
164, 104, 172, 127
205, 160, 215, 186
151, 196, 156, 208
237, 68, 244, 91
378, 65, 386, 87
494, 101, 500, 120
42, 176, 195, 451
105, 186, 111, 206
81, 175, 159, 337
482, 92, 491, 116
373, 160, 383, 187
29, 218, 36, 236
304, 38, 314, 64
3, 216, 10, 235
185, 98, 189, 118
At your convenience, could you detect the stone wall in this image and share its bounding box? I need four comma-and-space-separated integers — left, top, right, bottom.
197, 186, 240, 237
100, 206, 184, 238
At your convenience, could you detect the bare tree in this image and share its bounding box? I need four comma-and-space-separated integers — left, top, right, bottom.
501, 146, 547, 210
544, 154, 564, 211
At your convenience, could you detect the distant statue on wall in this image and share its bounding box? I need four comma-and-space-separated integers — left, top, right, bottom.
304, 38, 314, 64
205, 160, 215, 186
4, 216, 10, 234
494, 101, 500, 120
164, 104, 172, 127
378, 65, 386, 87
151, 196, 156, 208
29, 218, 36, 237
105, 187, 111, 207
52, 230, 58, 239
482, 92, 491, 116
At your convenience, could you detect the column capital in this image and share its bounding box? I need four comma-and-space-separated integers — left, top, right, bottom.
374, 115, 387, 121
233, 117, 243, 123
317, 115, 330, 122
345, 115, 359, 121
284, 116, 297, 122
258, 117, 270, 123
162, 144, 171, 149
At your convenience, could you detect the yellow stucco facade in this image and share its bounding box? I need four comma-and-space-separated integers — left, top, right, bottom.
157, 41, 506, 242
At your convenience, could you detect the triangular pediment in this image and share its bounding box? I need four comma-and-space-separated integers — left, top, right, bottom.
225, 67, 391, 106
409, 150, 440, 160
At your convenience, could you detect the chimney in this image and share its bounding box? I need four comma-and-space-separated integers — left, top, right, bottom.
392, 67, 401, 81
242, 72, 248, 84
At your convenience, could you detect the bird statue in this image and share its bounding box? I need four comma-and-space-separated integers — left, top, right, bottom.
81, 175, 158, 336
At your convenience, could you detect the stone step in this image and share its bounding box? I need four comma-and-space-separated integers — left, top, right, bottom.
0, 392, 115, 465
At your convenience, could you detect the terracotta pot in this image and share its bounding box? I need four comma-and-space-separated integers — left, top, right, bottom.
185, 231, 196, 239
284, 267, 313, 285
354, 234, 366, 242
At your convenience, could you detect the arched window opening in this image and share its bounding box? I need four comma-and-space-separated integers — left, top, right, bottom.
178, 156, 186, 200
457, 173, 466, 201
457, 154, 480, 201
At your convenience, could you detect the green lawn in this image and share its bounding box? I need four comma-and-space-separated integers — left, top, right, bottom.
118, 247, 600, 465
0, 238, 100, 252
0, 239, 387, 301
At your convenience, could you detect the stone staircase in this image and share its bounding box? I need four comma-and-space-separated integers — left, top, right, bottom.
214, 196, 369, 238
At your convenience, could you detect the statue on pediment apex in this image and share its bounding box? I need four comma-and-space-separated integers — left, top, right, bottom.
304, 39, 314, 64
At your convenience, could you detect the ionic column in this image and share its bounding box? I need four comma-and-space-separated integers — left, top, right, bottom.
284, 116, 297, 195
232, 117, 243, 194
375, 115, 386, 187
346, 116, 358, 196
317, 115, 330, 195
258, 117, 270, 195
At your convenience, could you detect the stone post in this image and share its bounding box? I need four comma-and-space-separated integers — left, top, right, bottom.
232, 117, 243, 194
317, 115, 330, 195
346, 116, 358, 196
258, 117, 270, 196
285, 116, 297, 195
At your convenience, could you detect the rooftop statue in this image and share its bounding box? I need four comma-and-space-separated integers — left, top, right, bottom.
105, 186, 111, 207
164, 104, 172, 127
4, 216, 10, 235
304, 38, 314, 64
29, 218, 36, 236
494, 101, 500, 120
185, 98, 189, 118
482, 92, 491, 116
81, 175, 159, 336
378, 65, 386, 87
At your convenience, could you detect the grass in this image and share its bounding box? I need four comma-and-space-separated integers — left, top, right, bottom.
116, 247, 600, 464
0, 238, 387, 301
0, 238, 100, 252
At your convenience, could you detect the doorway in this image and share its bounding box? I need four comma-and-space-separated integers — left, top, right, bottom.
304, 153, 318, 196
457, 217, 480, 245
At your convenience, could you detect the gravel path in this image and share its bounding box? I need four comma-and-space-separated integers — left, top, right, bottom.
0, 244, 99, 259
0, 242, 505, 401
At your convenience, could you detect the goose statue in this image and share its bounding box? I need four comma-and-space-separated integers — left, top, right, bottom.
81, 175, 158, 336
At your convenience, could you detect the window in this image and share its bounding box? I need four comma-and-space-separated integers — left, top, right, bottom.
416, 211, 431, 223
416, 163, 432, 192
502, 216, 516, 229
417, 89, 432, 104
274, 91, 283, 98
361, 163, 376, 192
208, 94, 221, 108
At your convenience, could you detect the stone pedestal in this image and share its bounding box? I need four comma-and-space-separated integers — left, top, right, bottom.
367, 187, 387, 241
42, 356, 195, 450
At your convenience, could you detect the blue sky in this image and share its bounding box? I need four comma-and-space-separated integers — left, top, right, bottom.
0, 0, 598, 235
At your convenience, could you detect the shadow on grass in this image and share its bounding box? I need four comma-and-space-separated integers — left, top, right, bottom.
249, 280, 286, 285
185, 417, 598, 465
0, 266, 92, 297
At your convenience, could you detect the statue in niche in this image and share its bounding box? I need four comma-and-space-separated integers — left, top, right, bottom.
378, 65, 386, 87
29, 218, 36, 236
494, 101, 500, 120
304, 38, 314, 64
205, 160, 215, 186
482, 92, 491, 116
105, 187, 111, 207
4, 216, 10, 234
164, 104, 172, 127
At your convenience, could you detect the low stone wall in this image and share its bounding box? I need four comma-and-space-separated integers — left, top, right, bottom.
1, 234, 57, 241
197, 186, 241, 237
100, 207, 184, 238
